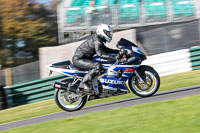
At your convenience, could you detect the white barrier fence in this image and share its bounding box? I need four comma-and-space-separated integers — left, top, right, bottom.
142, 48, 192, 77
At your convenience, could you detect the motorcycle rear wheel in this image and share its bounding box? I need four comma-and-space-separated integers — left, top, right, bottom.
54, 79, 87, 112
128, 66, 160, 97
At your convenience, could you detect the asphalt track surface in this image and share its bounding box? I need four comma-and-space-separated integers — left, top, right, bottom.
1, 85, 200, 131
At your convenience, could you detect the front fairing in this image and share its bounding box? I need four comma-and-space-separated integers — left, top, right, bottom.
99, 64, 139, 92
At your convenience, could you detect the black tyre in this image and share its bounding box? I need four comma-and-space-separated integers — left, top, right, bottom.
54, 79, 87, 112
54, 89, 87, 112
128, 65, 160, 97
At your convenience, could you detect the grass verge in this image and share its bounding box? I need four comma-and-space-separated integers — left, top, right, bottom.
0, 69, 200, 124
1, 94, 200, 133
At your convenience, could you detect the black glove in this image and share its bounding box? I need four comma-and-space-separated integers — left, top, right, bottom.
114, 54, 127, 63
117, 50, 127, 63
119, 49, 128, 57
118, 55, 127, 63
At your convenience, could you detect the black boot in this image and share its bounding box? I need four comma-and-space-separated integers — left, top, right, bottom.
79, 81, 92, 90
79, 69, 97, 94
78, 81, 94, 95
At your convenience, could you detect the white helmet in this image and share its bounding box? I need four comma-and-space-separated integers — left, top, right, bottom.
96, 24, 113, 43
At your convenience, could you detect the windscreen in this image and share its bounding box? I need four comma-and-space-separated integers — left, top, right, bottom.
117, 38, 138, 47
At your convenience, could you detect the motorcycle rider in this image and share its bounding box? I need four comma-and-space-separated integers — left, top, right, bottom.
72, 24, 125, 93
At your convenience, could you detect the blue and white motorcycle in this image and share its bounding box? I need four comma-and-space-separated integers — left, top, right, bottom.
47, 38, 160, 112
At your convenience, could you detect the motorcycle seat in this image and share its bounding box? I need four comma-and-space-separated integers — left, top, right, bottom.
69, 64, 84, 71
52, 60, 71, 67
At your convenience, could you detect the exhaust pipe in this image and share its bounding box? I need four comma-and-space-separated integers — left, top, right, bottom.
53, 82, 68, 90
53, 82, 77, 93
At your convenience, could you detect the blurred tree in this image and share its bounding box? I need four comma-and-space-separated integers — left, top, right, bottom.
0, 0, 58, 68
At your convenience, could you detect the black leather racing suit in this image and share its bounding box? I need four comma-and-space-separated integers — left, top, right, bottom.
72, 34, 119, 85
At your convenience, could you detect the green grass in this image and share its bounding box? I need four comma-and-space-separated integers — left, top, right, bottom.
159, 69, 200, 92
0, 69, 200, 124
1, 94, 200, 133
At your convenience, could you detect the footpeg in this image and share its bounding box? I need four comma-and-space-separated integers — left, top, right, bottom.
84, 89, 95, 95
77, 87, 95, 95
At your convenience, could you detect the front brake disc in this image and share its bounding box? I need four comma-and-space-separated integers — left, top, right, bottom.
135, 75, 153, 91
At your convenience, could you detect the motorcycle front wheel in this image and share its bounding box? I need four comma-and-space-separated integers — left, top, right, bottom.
54, 88, 87, 112
128, 66, 160, 97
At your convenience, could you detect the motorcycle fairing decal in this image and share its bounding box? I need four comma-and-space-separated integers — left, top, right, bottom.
63, 71, 85, 76
93, 57, 114, 64
62, 69, 86, 76
100, 78, 125, 85
124, 68, 134, 72
102, 64, 111, 69
100, 75, 130, 91
112, 66, 138, 74
100, 64, 139, 91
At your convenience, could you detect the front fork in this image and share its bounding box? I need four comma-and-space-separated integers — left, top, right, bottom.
134, 70, 148, 88
135, 70, 145, 84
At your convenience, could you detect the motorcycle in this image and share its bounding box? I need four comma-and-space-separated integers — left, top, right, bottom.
47, 38, 160, 112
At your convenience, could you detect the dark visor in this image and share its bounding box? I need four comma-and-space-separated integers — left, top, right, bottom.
103, 29, 113, 38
